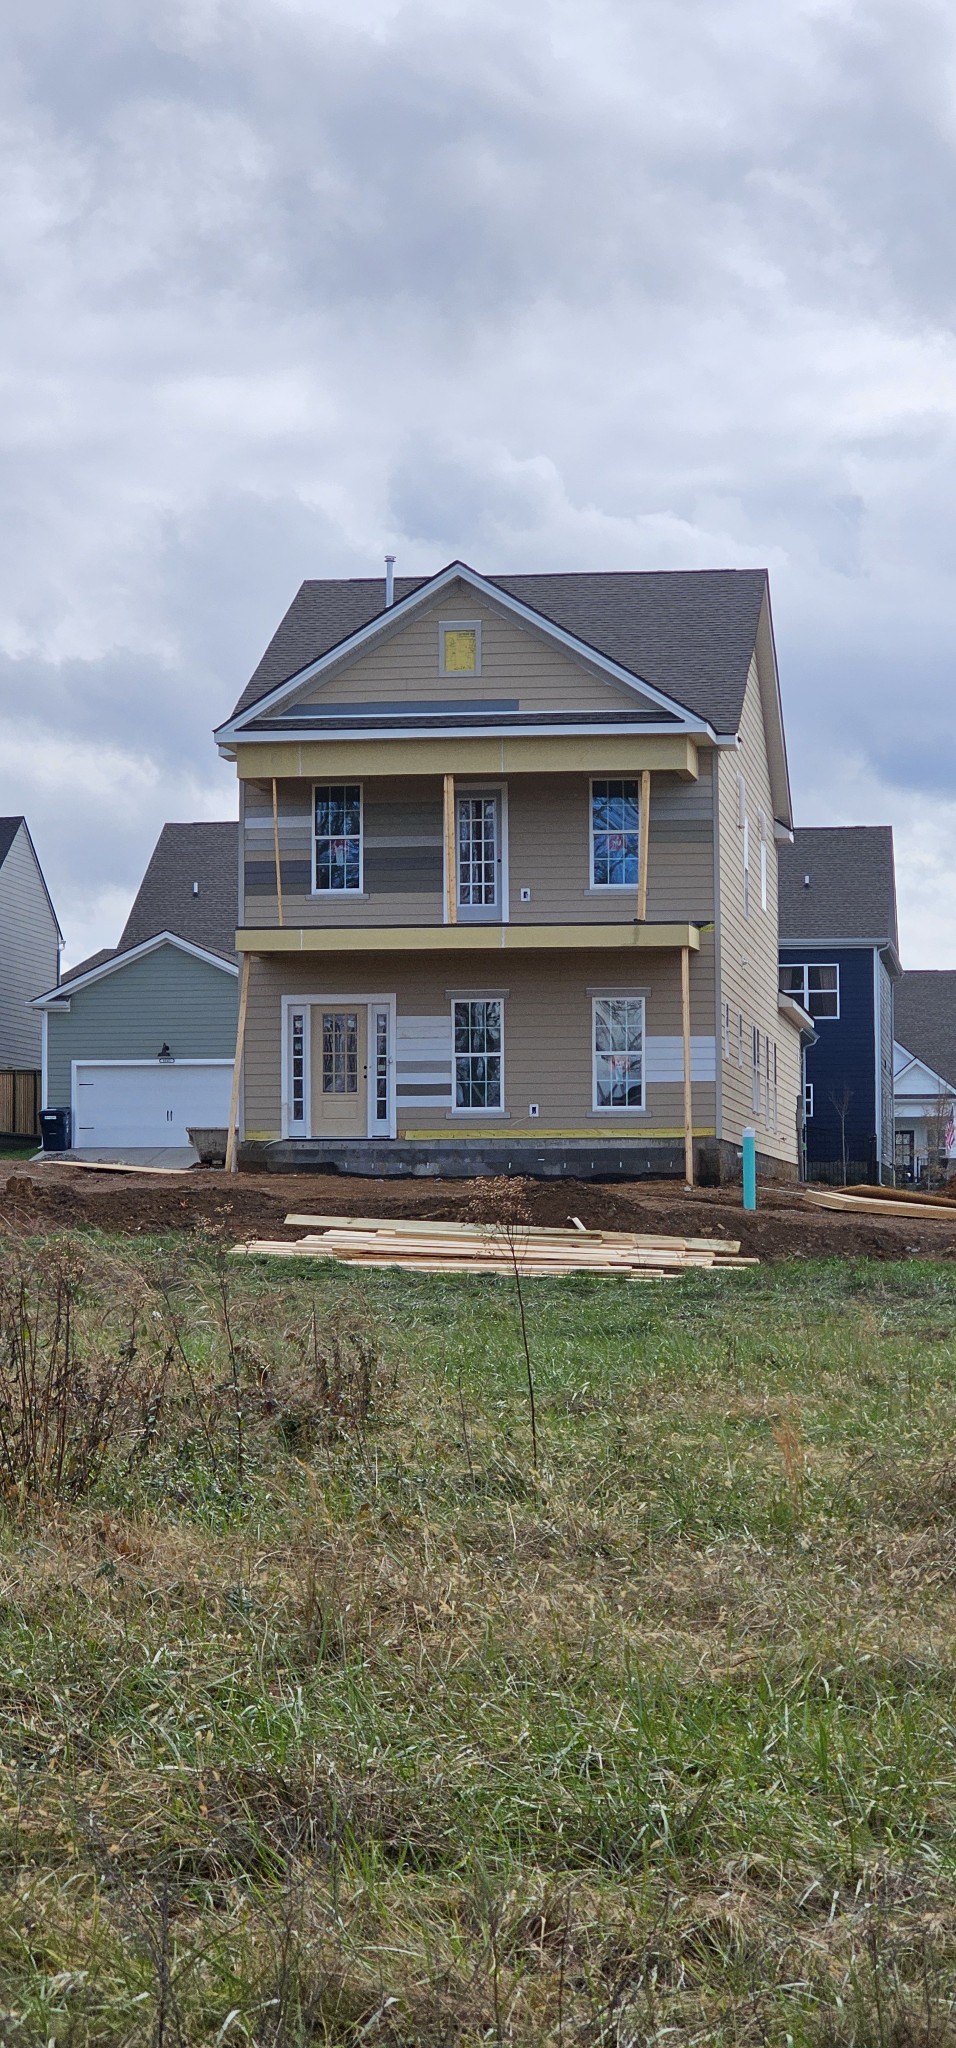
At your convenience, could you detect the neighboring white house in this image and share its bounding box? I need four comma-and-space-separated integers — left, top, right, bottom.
893, 971, 956, 1183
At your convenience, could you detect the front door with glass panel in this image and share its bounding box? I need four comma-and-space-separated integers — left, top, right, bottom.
311, 1008, 368, 1137
457, 789, 502, 922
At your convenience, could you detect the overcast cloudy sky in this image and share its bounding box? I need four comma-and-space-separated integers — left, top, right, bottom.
2, 0, 955, 965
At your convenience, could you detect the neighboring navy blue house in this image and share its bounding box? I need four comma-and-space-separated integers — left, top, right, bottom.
778, 827, 900, 1182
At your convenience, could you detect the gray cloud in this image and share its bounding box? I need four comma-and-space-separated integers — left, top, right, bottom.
2, 0, 956, 965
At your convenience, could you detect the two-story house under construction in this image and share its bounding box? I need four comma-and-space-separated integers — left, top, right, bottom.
215, 561, 804, 1180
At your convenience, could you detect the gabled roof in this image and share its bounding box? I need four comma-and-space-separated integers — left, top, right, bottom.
0, 817, 23, 868
61, 947, 116, 985
33, 931, 239, 1008
895, 972, 956, 1092
118, 821, 238, 960
0, 814, 63, 944
778, 827, 899, 962
224, 563, 770, 736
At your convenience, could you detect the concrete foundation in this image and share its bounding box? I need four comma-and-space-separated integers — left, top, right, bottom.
240, 1137, 691, 1180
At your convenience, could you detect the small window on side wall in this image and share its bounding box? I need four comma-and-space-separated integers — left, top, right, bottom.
440, 622, 481, 676
780, 962, 840, 1020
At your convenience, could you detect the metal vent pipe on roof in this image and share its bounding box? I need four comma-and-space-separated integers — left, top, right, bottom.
384, 555, 395, 607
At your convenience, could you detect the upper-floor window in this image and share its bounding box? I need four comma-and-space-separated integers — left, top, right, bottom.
780, 962, 840, 1020
440, 621, 481, 676
590, 779, 639, 888
314, 784, 362, 892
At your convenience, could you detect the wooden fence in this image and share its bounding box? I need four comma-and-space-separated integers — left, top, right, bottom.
0, 1070, 40, 1137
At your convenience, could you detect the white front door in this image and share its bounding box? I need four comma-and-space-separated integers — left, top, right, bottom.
73, 1062, 234, 1148
285, 999, 394, 1139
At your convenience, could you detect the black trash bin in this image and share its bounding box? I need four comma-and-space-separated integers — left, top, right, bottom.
39, 1108, 72, 1152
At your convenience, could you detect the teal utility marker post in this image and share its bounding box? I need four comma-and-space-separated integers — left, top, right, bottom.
742, 1126, 757, 1211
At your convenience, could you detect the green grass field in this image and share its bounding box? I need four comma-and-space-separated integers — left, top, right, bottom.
1, 1232, 956, 2045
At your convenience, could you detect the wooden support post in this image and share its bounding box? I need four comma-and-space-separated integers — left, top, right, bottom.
681, 944, 694, 1188
636, 768, 651, 920
443, 773, 457, 924
224, 953, 251, 1175
271, 778, 284, 928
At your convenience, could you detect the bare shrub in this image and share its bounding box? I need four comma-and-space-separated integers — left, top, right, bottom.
0, 1236, 171, 1505
465, 1176, 540, 1472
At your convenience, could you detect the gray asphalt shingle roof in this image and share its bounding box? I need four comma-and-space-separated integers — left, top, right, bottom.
118, 822, 239, 960
0, 817, 24, 868
778, 827, 899, 953
895, 973, 956, 1089
227, 566, 769, 733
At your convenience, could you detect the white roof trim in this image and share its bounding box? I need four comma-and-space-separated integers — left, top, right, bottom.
777, 992, 814, 1033
227, 719, 704, 748
32, 930, 238, 1006
215, 560, 716, 746
893, 1041, 955, 1098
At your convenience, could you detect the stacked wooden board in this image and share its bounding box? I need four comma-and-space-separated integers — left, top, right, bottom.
231, 1213, 759, 1279
804, 1187, 956, 1219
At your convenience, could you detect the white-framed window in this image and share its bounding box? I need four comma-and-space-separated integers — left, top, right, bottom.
452, 999, 503, 1111
752, 1025, 761, 1114
590, 779, 640, 888
737, 1013, 744, 1067
313, 784, 362, 893
742, 813, 751, 918
758, 810, 769, 913
439, 620, 481, 676
592, 996, 645, 1111
723, 1001, 731, 1061
779, 962, 840, 1021
290, 1009, 306, 1127
804, 1081, 814, 1121
771, 1040, 778, 1132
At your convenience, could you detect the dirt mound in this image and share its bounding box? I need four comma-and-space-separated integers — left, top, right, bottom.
1, 1164, 954, 1262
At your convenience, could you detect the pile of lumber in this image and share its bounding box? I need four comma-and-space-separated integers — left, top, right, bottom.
231, 1212, 758, 1279
804, 1185, 956, 1220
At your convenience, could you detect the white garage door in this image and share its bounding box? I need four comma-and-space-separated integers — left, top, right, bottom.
73, 1062, 234, 1149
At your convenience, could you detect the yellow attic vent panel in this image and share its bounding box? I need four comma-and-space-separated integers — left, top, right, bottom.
441, 625, 479, 674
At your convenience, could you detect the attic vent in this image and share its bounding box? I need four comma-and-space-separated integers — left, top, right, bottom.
803, 873, 810, 888
192, 882, 199, 896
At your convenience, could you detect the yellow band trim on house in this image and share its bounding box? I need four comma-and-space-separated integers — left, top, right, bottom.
398, 1127, 718, 1141
235, 734, 700, 781
236, 922, 702, 955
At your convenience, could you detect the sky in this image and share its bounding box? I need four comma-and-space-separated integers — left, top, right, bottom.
2, 0, 956, 968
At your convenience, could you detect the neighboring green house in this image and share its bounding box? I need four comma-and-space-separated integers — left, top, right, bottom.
33, 823, 238, 1152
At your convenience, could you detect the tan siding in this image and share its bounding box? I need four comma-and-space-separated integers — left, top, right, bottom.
243, 766, 714, 932
279, 581, 661, 718
716, 657, 799, 1164
243, 940, 716, 1142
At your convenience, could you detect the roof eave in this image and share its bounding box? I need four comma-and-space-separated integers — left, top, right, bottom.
32, 930, 239, 1005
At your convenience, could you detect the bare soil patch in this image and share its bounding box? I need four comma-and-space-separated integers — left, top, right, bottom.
2, 1161, 955, 1260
